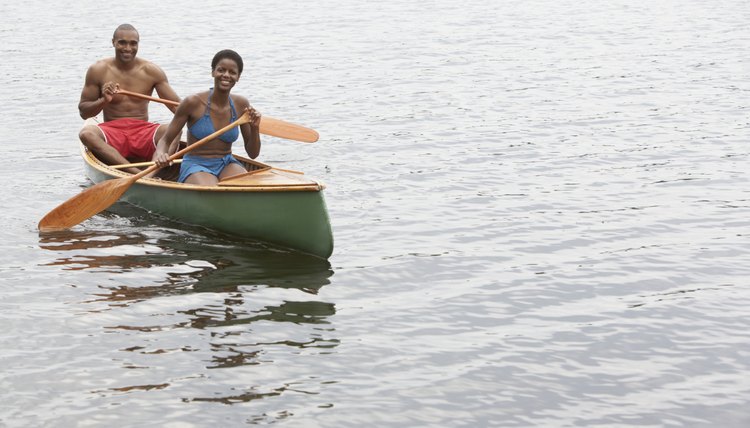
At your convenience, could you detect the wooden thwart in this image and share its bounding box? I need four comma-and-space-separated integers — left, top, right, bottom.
218, 168, 321, 189
112, 159, 184, 169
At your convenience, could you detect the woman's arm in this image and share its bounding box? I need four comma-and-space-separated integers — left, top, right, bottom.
236, 96, 262, 159
152, 96, 196, 166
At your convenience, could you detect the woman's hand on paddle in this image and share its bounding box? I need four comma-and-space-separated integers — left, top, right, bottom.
153, 151, 172, 168
245, 106, 262, 127
240, 105, 262, 159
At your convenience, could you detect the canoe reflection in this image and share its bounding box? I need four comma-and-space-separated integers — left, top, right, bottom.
39, 211, 338, 403
38, 219, 334, 295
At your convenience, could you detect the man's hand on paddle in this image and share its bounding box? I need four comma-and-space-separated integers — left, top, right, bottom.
102, 81, 120, 103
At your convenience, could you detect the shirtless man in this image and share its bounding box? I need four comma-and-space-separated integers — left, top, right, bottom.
78, 24, 180, 174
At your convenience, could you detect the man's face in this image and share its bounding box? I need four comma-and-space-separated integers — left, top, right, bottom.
112, 30, 139, 63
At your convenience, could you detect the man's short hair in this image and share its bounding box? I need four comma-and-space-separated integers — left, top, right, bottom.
113, 23, 138, 40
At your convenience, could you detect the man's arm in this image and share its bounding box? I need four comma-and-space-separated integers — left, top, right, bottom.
78, 64, 113, 119
150, 64, 181, 114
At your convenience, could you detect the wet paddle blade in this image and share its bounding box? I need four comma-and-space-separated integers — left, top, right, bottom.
38, 178, 135, 232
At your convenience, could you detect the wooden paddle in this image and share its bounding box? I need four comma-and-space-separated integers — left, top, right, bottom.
117, 89, 319, 143
38, 111, 252, 232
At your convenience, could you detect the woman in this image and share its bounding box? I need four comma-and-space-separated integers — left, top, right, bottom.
153, 49, 262, 185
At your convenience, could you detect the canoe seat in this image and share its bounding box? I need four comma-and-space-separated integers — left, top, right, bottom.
218, 168, 323, 190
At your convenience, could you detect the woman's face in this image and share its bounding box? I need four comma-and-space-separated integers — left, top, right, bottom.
212, 58, 241, 91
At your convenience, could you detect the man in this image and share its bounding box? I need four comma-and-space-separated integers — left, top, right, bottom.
78, 24, 180, 174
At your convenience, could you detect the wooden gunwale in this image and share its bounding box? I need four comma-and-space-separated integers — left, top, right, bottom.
81, 145, 325, 192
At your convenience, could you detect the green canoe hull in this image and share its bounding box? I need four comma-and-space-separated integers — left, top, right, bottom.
83, 150, 334, 259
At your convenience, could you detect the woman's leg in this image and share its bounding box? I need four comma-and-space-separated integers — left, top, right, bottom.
185, 171, 219, 185
218, 162, 247, 181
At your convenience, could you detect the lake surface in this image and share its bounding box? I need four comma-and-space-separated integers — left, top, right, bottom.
1, 0, 749, 426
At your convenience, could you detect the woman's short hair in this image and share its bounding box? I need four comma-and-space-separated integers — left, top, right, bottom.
211, 49, 244, 75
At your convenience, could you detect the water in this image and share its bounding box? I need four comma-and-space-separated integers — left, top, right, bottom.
1, 0, 749, 426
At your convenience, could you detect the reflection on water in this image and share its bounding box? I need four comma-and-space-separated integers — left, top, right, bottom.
182, 300, 336, 330
38, 203, 334, 292
37, 206, 338, 409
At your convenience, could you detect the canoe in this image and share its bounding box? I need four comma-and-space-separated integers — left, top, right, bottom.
80, 120, 334, 259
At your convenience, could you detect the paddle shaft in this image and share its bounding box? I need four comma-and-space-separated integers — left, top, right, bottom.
117, 89, 179, 107
116, 89, 319, 143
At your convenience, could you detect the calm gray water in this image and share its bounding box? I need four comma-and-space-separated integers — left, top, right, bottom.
1, 0, 749, 426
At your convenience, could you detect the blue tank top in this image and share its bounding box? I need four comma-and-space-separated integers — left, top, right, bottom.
188, 88, 239, 143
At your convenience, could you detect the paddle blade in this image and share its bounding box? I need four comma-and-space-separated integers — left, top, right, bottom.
38, 178, 134, 232
259, 117, 319, 143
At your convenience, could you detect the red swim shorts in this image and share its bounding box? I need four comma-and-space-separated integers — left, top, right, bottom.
98, 118, 161, 159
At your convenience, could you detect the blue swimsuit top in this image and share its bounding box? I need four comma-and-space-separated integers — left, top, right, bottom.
188, 88, 239, 143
